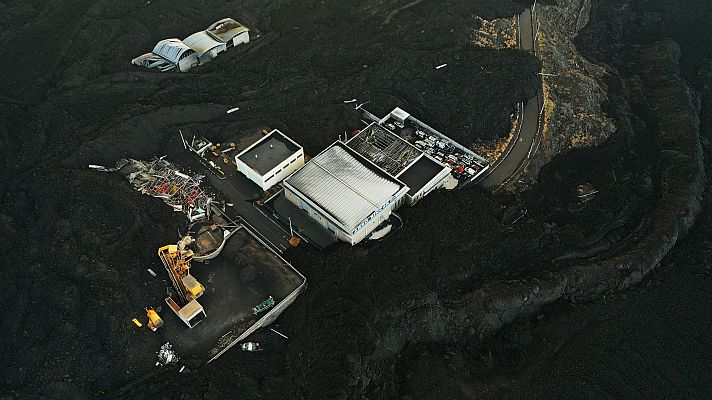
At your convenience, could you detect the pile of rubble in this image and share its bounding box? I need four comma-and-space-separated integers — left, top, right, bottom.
120, 158, 212, 222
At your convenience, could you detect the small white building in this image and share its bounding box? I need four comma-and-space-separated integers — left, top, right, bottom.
283, 142, 409, 245
152, 39, 199, 72
234, 130, 304, 191
183, 31, 226, 63
206, 18, 250, 48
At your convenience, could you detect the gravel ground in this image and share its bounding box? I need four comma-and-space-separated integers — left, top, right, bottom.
1, 0, 711, 399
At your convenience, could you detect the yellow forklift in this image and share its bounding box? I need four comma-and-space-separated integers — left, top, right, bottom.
157, 236, 206, 328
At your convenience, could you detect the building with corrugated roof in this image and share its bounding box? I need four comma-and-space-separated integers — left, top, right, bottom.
283, 142, 409, 245
183, 31, 226, 63
152, 39, 199, 72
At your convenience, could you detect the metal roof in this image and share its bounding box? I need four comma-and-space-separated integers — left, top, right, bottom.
152, 39, 194, 63
206, 18, 249, 43
183, 31, 224, 56
285, 144, 405, 232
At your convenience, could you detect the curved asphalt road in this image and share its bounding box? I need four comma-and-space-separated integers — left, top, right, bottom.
479, 5, 543, 192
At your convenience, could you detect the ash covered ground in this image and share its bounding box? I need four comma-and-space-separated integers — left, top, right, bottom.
1, 0, 711, 399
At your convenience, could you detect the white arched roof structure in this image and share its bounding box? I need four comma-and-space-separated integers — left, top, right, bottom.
152, 39, 195, 63
206, 18, 250, 43
183, 31, 224, 57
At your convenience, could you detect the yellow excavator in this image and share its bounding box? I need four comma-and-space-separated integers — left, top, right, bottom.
158, 236, 206, 328
145, 307, 164, 331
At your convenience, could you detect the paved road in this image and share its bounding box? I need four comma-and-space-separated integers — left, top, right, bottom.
479, 95, 540, 189
177, 152, 291, 252
479, 5, 542, 191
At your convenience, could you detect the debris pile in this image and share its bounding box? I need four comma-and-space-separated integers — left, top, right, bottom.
122, 158, 212, 222
156, 342, 178, 366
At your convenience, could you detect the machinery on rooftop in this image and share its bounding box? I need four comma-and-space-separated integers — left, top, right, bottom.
158, 236, 207, 328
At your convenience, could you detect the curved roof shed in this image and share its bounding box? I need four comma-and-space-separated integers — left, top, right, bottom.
183, 31, 226, 61
153, 39, 195, 63
206, 18, 250, 46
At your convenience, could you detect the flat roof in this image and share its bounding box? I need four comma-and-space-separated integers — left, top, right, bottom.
285, 142, 406, 232
397, 155, 448, 196
237, 130, 302, 176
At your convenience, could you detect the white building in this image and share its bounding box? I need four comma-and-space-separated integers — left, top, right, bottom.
206, 18, 250, 48
283, 142, 409, 245
183, 31, 226, 63
234, 130, 304, 191
132, 18, 250, 72
151, 39, 199, 72
395, 154, 452, 205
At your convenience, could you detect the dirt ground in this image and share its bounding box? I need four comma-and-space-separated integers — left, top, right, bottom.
1, 0, 711, 399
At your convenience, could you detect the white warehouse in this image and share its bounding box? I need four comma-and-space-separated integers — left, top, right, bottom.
235, 130, 305, 191
283, 142, 409, 245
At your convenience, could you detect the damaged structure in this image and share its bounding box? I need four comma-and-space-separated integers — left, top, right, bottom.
132, 39, 199, 72
279, 108, 490, 245
122, 158, 212, 222
345, 123, 452, 205
376, 107, 490, 185
206, 18, 250, 48
103, 157, 305, 363
132, 18, 250, 72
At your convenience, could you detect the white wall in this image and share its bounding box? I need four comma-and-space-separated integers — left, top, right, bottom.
231, 31, 250, 47
285, 185, 402, 245
406, 167, 451, 206
235, 158, 263, 188
261, 150, 304, 191
177, 52, 199, 72
236, 150, 304, 191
